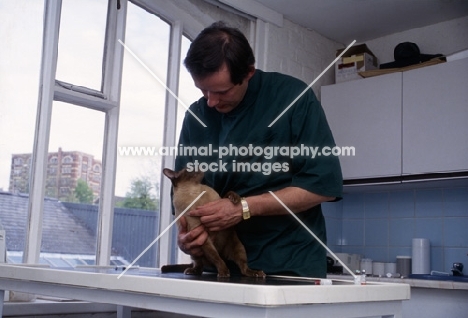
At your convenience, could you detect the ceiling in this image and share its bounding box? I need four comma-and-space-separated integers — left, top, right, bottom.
253, 0, 468, 44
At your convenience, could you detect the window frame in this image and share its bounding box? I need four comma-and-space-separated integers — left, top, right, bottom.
24, 0, 193, 267
24, 0, 128, 265
24, 0, 261, 269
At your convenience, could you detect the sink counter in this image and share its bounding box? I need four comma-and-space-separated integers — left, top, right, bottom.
327, 274, 468, 290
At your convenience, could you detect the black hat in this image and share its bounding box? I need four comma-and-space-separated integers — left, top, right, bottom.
394, 42, 420, 60
380, 42, 443, 69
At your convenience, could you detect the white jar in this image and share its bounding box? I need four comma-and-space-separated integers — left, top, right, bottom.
360, 258, 373, 275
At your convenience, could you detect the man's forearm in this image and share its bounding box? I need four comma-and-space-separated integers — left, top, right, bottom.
245, 187, 335, 217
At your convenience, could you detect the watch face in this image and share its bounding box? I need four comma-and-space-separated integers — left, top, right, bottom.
241, 199, 248, 211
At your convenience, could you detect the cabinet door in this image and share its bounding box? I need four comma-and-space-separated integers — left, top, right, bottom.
321, 72, 402, 180
402, 58, 468, 175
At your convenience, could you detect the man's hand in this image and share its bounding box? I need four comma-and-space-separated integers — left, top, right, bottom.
177, 216, 208, 257
189, 198, 243, 232
185, 187, 335, 233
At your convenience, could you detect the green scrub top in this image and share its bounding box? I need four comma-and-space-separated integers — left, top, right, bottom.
175, 69, 343, 277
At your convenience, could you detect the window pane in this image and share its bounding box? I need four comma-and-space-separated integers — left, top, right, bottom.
55, 0, 107, 90
43, 102, 105, 261
48, 102, 104, 202
113, 2, 171, 267
0, 0, 44, 262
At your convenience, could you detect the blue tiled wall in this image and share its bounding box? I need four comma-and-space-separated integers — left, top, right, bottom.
322, 186, 468, 273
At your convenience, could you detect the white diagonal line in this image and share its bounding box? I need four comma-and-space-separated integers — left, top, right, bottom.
118, 39, 207, 128
117, 191, 207, 279
268, 191, 357, 278
268, 40, 356, 127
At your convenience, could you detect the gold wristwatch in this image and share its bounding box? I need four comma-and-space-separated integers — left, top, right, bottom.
240, 197, 250, 220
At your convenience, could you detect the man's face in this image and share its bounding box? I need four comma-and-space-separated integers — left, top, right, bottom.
193, 64, 255, 114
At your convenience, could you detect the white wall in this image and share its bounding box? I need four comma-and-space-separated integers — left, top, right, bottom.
140, 0, 251, 40
264, 19, 342, 98
365, 15, 468, 64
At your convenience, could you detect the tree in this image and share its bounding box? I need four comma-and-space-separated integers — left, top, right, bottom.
118, 177, 157, 211
74, 179, 94, 203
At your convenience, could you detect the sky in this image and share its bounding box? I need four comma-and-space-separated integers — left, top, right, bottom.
0, 0, 200, 197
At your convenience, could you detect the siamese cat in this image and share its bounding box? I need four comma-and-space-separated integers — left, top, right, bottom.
162, 167, 265, 278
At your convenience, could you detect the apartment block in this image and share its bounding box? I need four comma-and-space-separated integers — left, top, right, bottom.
9, 148, 101, 201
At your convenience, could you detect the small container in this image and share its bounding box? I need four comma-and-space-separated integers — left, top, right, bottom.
373, 262, 385, 277
385, 262, 396, 276
361, 258, 373, 275
354, 270, 366, 285
360, 270, 367, 285
396, 256, 412, 277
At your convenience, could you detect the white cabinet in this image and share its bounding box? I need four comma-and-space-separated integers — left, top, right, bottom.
402, 58, 468, 175
321, 58, 468, 181
321, 72, 402, 180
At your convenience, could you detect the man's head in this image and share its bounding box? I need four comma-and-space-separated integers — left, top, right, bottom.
184, 22, 256, 113
184, 21, 255, 85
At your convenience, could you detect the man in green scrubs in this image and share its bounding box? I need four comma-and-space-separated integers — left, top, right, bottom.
175, 22, 342, 277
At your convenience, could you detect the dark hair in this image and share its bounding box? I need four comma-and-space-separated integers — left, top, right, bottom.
184, 21, 255, 85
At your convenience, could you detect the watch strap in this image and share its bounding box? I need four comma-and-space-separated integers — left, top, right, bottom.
240, 197, 250, 220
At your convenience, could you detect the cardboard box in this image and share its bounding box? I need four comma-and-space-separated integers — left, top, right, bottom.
335, 44, 378, 83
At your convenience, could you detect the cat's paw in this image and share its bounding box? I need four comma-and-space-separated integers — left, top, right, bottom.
245, 269, 266, 278
224, 191, 241, 204
217, 271, 231, 278
184, 267, 203, 275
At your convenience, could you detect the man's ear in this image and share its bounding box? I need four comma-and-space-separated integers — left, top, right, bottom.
245, 65, 256, 81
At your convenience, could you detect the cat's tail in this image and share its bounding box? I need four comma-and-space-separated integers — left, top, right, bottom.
161, 263, 192, 273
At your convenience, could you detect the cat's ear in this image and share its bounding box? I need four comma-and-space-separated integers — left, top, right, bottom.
163, 168, 176, 180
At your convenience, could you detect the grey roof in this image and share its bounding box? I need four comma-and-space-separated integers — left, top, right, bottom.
0, 191, 161, 266
0, 191, 96, 255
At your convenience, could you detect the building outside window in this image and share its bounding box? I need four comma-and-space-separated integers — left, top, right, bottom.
9, 148, 102, 201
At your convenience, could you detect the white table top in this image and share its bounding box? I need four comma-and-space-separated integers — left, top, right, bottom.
0, 264, 409, 306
